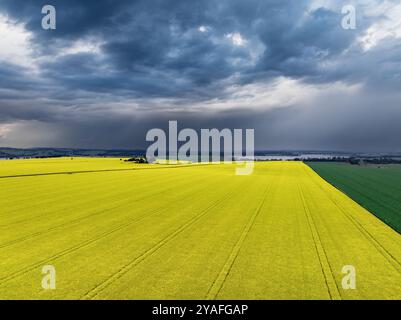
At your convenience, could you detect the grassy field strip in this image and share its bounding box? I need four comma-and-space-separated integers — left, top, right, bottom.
321, 170, 401, 213
330, 166, 401, 194
0, 170, 229, 280
301, 165, 401, 299
0, 167, 207, 231
0, 167, 245, 298
88, 172, 271, 299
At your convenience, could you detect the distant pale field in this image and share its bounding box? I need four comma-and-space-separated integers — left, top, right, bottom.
1, 159, 401, 299
0, 157, 160, 177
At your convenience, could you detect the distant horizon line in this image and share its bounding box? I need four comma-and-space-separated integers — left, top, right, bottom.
1, 146, 401, 155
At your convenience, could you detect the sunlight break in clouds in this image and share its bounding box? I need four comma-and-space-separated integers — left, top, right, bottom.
197, 77, 362, 112
0, 0, 400, 151
226, 32, 247, 46
359, 1, 401, 51
0, 14, 34, 68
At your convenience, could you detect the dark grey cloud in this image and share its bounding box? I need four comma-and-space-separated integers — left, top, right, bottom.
1, 0, 363, 96
0, 0, 400, 151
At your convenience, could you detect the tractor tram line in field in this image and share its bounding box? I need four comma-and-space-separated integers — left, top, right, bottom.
0, 171, 231, 288
307, 163, 401, 234
304, 167, 401, 277
301, 165, 401, 298
0, 162, 216, 180
0, 205, 168, 286
2, 159, 401, 299
340, 207, 401, 277
0, 170, 141, 220
205, 182, 273, 300
297, 181, 341, 300
81, 183, 249, 300
0, 169, 212, 246
0, 163, 218, 222
0, 197, 166, 251
0, 166, 207, 226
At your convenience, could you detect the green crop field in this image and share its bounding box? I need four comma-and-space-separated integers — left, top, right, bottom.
2, 158, 401, 300
308, 162, 401, 234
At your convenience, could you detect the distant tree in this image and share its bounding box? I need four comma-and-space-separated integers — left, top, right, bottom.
125, 156, 148, 164
349, 158, 360, 165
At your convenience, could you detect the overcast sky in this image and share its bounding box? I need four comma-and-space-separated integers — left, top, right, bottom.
0, 0, 400, 152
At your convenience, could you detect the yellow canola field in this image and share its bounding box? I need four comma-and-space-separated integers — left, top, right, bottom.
0, 159, 401, 299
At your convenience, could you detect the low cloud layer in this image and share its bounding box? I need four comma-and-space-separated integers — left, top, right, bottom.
0, 0, 400, 152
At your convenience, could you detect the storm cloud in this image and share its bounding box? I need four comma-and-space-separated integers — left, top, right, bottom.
0, 0, 400, 152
